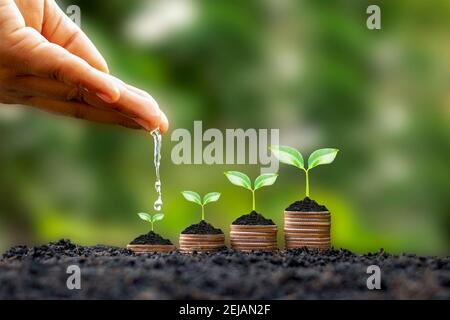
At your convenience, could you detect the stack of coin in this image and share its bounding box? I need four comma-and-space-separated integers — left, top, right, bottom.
126, 244, 177, 254
230, 225, 277, 252
179, 234, 225, 253
284, 211, 331, 249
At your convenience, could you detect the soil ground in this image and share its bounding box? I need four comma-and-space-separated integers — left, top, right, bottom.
0, 240, 448, 299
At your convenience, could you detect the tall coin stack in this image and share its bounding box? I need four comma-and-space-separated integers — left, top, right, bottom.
284, 210, 331, 249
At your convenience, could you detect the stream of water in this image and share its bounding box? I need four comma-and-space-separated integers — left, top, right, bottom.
152, 129, 163, 212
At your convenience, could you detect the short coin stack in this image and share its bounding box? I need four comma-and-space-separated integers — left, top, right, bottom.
179, 234, 225, 253
284, 210, 331, 249
230, 225, 277, 252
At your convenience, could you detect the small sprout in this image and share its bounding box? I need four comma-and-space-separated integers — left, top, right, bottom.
181, 191, 221, 221
137, 212, 164, 232
224, 171, 278, 211
270, 146, 339, 197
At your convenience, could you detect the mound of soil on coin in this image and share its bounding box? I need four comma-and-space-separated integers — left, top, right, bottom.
181, 220, 223, 234
1, 239, 448, 299
129, 231, 172, 245
286, 197, 328, 212
232, 211, 275, 225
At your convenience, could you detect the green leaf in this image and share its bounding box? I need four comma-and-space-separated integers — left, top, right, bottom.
203, 192, 221, 205
181, 191, 202, 205
270, 145, 304, 169
308, 148, 339, 169
152, 213, 164, 222
224, 171, 252, 190
254, 173, 278, 190
137, 212, 152, 223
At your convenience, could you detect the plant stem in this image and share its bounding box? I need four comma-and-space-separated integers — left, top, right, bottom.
305, 169, 310, 198
252, 189, 256, 211
151, 222, 154, 231
201, 205, 205, 221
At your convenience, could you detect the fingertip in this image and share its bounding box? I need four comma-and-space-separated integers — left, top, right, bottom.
98, 57, 110, 74
108, 81, 121, 102
133, 110, 168, 133
90, 55, 110, 74
159, 110, 169, 133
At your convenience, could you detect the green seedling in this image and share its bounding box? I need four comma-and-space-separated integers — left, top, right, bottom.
137, 212, 164, 232
270, 146, 339, 197
224, 171, 278, 211
181, 191, 221, 221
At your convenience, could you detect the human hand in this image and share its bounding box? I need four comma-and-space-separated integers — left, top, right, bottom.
0, 0, 168, 132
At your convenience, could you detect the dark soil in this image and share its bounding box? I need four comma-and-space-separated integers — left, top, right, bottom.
286, 197, 328, 212
232, 211, 275, 225
1, 239, 448, 299
129, 231, 172, 245
181, 220, 223, 234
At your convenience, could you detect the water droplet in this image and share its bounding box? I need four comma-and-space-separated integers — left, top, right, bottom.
153, 198, 163, 211
151, 129, 163, 212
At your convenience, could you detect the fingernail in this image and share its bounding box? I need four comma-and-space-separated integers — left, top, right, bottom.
96, 92, 114, 103
96, 82, 120, 103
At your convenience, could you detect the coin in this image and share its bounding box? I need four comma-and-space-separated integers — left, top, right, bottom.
126, 244, 177, 254
284, 210, 332, 250
179, 233, 225, 253
230, 224, 278, 251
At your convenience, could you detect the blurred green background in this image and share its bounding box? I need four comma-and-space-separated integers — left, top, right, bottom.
0, 0, 449, 255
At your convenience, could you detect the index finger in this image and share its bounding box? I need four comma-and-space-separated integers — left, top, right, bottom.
41, 0, 110, 73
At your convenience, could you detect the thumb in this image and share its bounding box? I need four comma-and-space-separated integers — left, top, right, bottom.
1, 0, 118, 103
40, 0, 109, 73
